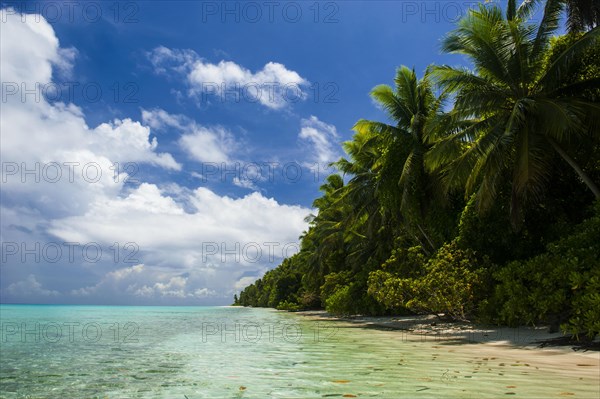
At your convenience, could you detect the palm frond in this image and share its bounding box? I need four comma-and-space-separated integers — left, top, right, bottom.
532, 0, 564, 58
536, 27, 600, 91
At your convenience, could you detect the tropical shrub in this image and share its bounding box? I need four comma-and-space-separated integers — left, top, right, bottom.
324, 285, 354, 316
494, 203, 600, 337
369, 241, 491, 320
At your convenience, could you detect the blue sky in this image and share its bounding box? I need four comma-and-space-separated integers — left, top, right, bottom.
0, 1, 482, 305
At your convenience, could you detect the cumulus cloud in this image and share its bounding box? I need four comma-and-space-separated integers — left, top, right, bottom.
179, 126, 237, 163
148, 46, 308, 109
0, 9, 311, 305
48, 183, 308, 254
233, 177, 259, 191
298, 116, 341, 166
7, 275, 59, 297
72, 264, 219, 302
0, 9, 180, 219
142, 108, 238, 164
46, 183, 309, 303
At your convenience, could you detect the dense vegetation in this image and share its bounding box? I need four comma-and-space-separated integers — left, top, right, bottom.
234, 0, 600, 338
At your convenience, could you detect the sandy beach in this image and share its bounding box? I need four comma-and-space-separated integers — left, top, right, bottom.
296, 310, 600, 384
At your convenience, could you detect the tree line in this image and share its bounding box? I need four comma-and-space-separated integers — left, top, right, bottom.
234, 0, 600, 339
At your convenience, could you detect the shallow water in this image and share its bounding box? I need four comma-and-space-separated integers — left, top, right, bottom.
0, 305, 598, 398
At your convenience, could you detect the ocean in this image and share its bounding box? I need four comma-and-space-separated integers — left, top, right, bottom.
0, 305, 597, 398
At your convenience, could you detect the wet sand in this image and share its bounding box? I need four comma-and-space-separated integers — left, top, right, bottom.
295, 310, 600, 384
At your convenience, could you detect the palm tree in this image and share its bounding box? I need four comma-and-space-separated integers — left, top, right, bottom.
525, 0, 600, 32
563, 0, 600, 31
335, 129, 397, 263
300, 174, 348, 288
352, 66, 443, 252
427, 1, 600, 225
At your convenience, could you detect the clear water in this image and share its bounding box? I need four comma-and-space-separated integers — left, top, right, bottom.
0, 305, 598, 398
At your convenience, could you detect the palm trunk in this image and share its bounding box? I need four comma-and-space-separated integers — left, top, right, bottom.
548, 138, 600, 199
417, 223, 437, 253
411, 233, 432, 256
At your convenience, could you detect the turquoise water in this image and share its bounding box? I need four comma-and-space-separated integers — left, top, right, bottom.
0, 305, 598, 398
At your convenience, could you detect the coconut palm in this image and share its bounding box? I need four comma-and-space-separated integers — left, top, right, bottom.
427, 1, 600, 225
522, 0, 600, 32
563, 0, 600, 31
352, 66, 443, 252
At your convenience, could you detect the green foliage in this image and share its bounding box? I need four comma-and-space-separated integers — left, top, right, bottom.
380, 245, 427, 276
428, 2, 600, 225
544, 32, 600, 101
325, 285, 354, 316
276, 300, 302, 312
325, 280, 387, 316
565, 267, 600, 338
235, 3, 600, 339
368, 271, 410, 311
320, 271, 352, 305
369, 242, 491, 320
493, 203, 600, 337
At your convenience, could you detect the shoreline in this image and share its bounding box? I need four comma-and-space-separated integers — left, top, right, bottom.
293, 310, 600, 352
292, 310, 600, 384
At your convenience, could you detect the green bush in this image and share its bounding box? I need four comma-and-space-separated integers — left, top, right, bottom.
325, 285, 354, 316
564, 267, 600, 338
320, 271, 352, 305
493, 203, 600, 338
380, 245, 427, 275
369, 241, 491, 320
368, 270, 410, 310
276, 300, 302, 312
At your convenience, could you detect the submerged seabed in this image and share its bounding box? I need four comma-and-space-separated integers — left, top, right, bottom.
0, 305, 598, 398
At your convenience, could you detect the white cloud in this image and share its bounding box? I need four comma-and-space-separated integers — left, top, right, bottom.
48, 183, 308, 254
298, 116, 341, 166
142, 108, 238, 164
0, 9, 311, 305
7, 275, 59, 297
141, 108, 187, 131
233, 177, 259, 191
0, 9, 180, 219
234, 276, 260, 291
179, 126, 236, 163
91, 118, 180, 170
43, 183, 309, 303
148, 46, 308, 109
73, 264, 219, 300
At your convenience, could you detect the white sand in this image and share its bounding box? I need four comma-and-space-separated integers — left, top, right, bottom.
296, 310, 600, 380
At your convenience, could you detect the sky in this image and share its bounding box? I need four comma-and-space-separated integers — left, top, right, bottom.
0, 0, 481, 305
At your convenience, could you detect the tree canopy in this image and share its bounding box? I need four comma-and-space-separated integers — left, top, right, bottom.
234, 0, 600, 339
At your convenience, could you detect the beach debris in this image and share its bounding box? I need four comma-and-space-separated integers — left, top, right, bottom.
559, 393, 575, 396
342, 395, 357, 398
332, 380, 351, 384
239, 386, 247, 391
416, 386, 430, 391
